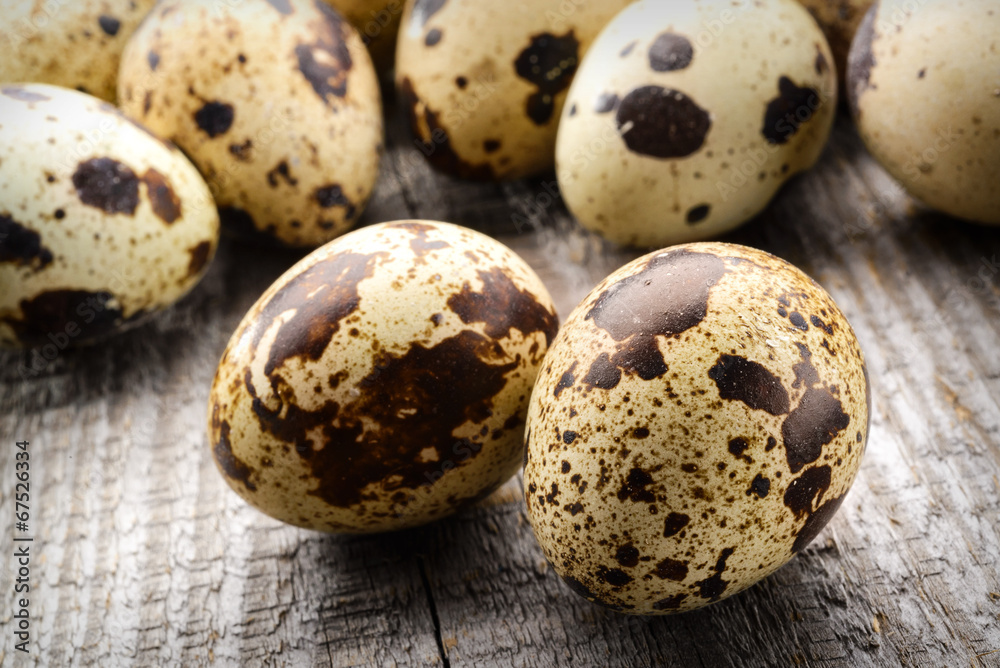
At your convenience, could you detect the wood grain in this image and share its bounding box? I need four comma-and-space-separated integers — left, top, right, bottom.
2, 91, 1000, 668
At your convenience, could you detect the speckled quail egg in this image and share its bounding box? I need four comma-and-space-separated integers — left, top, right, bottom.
0, 0, 157, 102
118, 0, 383, 247
556, 0, 837, 247
847, 0, 1000, 225
524, 242, 870, 614
797, 0, 874, 85
325, 0, 403, 70
0, 84, 219, 349
208, 220, 559, 533
395, 0, 633, 181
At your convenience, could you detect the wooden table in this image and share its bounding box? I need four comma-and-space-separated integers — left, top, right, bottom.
2, 85, 1000, 667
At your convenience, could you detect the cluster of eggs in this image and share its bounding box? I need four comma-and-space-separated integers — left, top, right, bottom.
23, 0, 1000, 616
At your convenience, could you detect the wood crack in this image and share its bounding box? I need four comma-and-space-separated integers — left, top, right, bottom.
418, 555, 450, 668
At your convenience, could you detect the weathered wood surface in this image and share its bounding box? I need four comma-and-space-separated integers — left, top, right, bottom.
2, 87, 1000, 668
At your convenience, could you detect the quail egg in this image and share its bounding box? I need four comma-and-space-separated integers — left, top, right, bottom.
524, 242, 870, 614
556, 0, 837, 247
208, 220, 559, 533
0, 0, 157, 102
118, 0, 383, 247
0, 84, 219, 349
847, 0, 1000, 225
396, 0, 633, 180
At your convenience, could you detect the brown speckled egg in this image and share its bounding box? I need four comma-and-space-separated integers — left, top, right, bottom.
0, 0, 157, 102
208, 220, 559, 532
395, 0, 632, 181
0, 84, 220, 349
556, 0, 837, 247
797, 0, 874, 85
524, 243, 870, 614
324, 0, 403, 70
847, 0, 1000, 225
118, 0, 382, 247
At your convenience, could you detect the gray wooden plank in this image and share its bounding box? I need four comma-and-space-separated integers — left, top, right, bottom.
0, 93, 998, 668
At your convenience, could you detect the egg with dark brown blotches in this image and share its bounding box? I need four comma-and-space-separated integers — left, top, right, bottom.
847, 0, 1000, 225
0, 84, 219, 349
524, 242, 870, 614
208, 220, 559, 533
556, 0, 837, 247
118, 0, 382, 248
0, 0, 157, 102
395, 0, 633, 181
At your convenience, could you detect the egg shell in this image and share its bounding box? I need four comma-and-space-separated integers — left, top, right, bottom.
118, 0, 383, 247
325, 0, 403, 70
0, 84, 220, 349
556, 0, 837, 247
208, 220, 559, 533
847, 0, 1000, 225
796, 0, 874, 85
0, 0, 157, 102
524, 242, 870, 614
395, 0, 633, 181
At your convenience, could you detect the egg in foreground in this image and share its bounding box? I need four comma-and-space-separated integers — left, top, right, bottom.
209, 221, 559, 532
524, 243, 870, 614
0, 84, 219, 349
556, 0, 837, 247
118, 0, 383, 247
847, 0, 1000, 225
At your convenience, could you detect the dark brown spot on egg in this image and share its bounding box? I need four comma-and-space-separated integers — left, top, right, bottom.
219, 206, 276, 244
554, 361, 577, 397
194, 101, 235, 138
617, 467, 655, 503
255, 251, 383, 376
142, 168, 181, 223
695, 547, 734, 601
187, 241, 213, 277
246, 328, 518, 509
847, 5, 878, 119
709, 355, 790, 415
686, 204, 710, 224
72, 158, 139, 215
583, 353, 621, 390
147, 50, 160, 70
229, 139, 252, 161
483, 139, 501, 153
98, 15, 120, 36
615, 85, 711, 159
295, 6, 353, 104
653, 556, 688, 581
314, 184, 356, 219
211, 417, 257, 492
425, 28, 442, 46
514, 31, 580, 125
398, 221, 449, 257
561, 461, 571, 474
648, 33, 693, 72
586, 249, 726, 383
594, 92, 619, 114
633, 427, 649, 439
791, 343, 820, 389
728, 437, 750, 460
562, 430, 578, 444
2, 86, 49, 103
447, 266, 558, 347
2, 289, 131, 346
265, 0, 293, 14
620, 41, 637, 57
653, 594, 687, 610
811, 315, 833, 335
596, 566, 632, 587
782, 388, 850, 474
762, 76, 819, 145
564, 501, 583, 516
0, 214, 53, 270
615, 544, 640, 568
783, 465, 831, 519
747, 473, 770, 499
788, 311, 808, 331
455, 76, 468, 89
411, 0, 446, 27
791, 493, 845, 553
267, 161, 298, 188
399, 77, 495, 180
